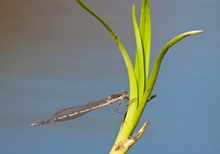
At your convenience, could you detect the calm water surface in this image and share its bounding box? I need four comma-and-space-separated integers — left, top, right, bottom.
0, 0, 220, 153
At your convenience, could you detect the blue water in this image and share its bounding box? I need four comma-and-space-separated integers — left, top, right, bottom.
1, 0, 220, 153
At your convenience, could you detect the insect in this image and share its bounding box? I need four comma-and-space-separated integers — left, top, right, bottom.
31, 91, 129, 126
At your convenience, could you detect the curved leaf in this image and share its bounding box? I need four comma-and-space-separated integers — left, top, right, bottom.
76, 0, 138, 100
141, 30, 204, 110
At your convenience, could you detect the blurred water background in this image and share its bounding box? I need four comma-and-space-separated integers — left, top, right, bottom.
0, 0, 219, 153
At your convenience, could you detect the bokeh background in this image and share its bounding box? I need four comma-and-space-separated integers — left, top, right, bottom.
1, 0, 219, 153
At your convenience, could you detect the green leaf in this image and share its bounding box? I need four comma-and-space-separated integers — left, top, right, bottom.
140, 30, 204, 110
76, 0, 138, 100
140, 0, 151, 85
132, 4, 145, 101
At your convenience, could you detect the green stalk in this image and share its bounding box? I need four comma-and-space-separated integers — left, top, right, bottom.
111, 30, 204, 154
110, 1, 152, 152
75, 0, 204, 153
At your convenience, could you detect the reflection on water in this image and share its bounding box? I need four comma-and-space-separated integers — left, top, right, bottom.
1, 0, 220, 153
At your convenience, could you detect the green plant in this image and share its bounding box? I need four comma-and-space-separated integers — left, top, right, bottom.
76, 0, 203, 153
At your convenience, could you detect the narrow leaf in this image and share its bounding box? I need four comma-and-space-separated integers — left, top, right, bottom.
140, 0, 151, 84
76, 0, 138, 100
132, 4, 145, 100
141, 30, 204, 110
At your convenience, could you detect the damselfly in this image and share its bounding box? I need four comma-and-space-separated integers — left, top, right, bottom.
31, 91, 129, 126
